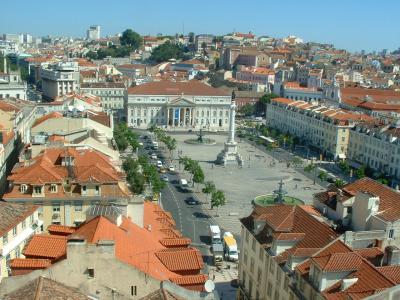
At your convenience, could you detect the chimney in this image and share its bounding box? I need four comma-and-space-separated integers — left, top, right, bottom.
385, 246, 400, 266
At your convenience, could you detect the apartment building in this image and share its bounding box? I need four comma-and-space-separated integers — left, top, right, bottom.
80, 82, 125, 111
41, 62, 80, 100
348, 121, 400, 180
295, 239, 400, 300
0, 67, 27, 100
1, 201, 209, 296
3, 147, 131, 229
238, 205, 338, 300
0, 202, 42, 282
314, 177, 400, 246
266, 98, 373, 159
195, 34, 214, 52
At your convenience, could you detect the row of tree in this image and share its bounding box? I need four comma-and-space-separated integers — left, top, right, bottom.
149, 126, 177, 159
113, 123, 140, 151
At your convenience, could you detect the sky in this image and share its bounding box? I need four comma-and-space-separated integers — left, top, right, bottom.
1, 0, 399, 52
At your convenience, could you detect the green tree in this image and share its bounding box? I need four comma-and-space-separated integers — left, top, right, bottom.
85, 51, 98, 60
304, 164, 316, 173
318, 171, 327, 181
211, 190, 226, 215
202, 181, 216, 202
150, 41, 185, 62
334, 179, 345, 188
192, 166, 205, 188
355, 165, 366, 179
256, 93, 279, 115
120, 29, 142, 49
338, 161, 351, 175
377, 178, 389, 185
239, 103, 255, 116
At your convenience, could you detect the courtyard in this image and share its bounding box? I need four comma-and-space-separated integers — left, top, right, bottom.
172, 133, 326, 236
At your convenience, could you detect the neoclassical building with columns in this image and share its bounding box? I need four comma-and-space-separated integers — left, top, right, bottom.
126, 80, 232, 131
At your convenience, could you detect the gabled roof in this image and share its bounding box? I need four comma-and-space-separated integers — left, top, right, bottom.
2, 276, 91, 300
10, 258, 51, 269
312, 252, 363, 272
155, 248, 203, 272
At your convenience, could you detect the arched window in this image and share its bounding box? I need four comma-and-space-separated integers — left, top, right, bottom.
20, 184, 27, 193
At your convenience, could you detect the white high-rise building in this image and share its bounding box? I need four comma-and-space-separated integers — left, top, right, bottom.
86, 25, 101, 40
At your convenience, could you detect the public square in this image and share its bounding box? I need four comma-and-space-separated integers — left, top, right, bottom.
173, 133, 326, 236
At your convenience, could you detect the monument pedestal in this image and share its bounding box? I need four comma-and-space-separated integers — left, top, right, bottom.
217, 141, 243, 166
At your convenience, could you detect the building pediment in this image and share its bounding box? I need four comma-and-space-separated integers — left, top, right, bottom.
167, 96, 196, 107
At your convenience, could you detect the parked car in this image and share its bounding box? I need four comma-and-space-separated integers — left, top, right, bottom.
168, 165, 175, 172
151, 153, 157, 159
161, 174, 169, 182
156, 160, 163, 168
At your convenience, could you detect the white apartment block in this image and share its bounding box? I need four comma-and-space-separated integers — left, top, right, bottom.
0, 67, 27, 100
126, 81, 231, 131
41, 62, 80, 100
266, 98, 373, 159
86, 25, 100, 40
0, 203, 42, 282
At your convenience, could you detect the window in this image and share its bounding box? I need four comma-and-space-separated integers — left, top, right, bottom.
88, 268, 95, 278
12, 227, 17, 236
16, 247, 21, 258
53, 203, 61, 212
75, 201, 83, 211
245, 230, 249, 243
30, 215, 34, 225
252, 237, 256, 251
250, 257, 255, 273
3, 234, 8, 245
257, 267, 262, 283
269, 259, 275, 275
95, 185, 100, 195
131, 286, 137, 296
82, 185, 87, 195
267, 282, 273, 297
389, 229, 395, 239
243, 249, 248, 265
50, 184, 57, 193
34, 186, 42, 194
20, 184, 27, 193
259, 247, 264, 261
22, 220, 26, 229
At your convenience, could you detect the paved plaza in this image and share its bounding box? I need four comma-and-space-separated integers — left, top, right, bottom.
173, 133, 326, 236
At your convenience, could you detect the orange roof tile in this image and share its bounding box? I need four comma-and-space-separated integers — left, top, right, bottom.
47, 224, 76, 235
10, 258, 52, 269
155, 248, 203, 272
160, 238, 191, 247
23, 234, 67, 260
32, 112, 63, 128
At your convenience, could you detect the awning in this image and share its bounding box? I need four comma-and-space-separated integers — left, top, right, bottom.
338, 153, 346, 159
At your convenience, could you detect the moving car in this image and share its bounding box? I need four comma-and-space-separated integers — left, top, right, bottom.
156, 160, 163, 168
160, 174, 169, 182
151, 153, 157, 159
185, 196, 199, 205
168, 165, 175, 172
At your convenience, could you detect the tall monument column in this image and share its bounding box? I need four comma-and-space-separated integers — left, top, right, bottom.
216, 95, 243, 166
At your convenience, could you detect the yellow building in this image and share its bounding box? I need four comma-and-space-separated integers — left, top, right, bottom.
4, 147, 131, 229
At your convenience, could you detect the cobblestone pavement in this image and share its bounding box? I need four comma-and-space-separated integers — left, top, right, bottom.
173, 134, 326, 237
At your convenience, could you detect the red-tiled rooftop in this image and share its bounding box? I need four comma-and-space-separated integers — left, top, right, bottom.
23, 234, 67, 260
47, 224, 76, 235
10, 258, 52, 269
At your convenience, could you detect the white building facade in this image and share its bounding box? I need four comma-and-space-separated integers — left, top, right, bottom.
126, 81, 232, 131
41, 62, 80, 100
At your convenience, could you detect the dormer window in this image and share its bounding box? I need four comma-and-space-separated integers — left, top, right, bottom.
34, 186, 42, 195
95, 185, 100, 195
82, 185, 87, 195
50, 184, 57, 193
20, 184, 27, 193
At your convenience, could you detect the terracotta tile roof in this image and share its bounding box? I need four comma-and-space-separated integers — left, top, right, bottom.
10, 258, 51, 269
2, 276, 92, 300
127, 80, 230, 96
81, 82, 125, 89
0, 101, 21, 113
4, 147, 128, 200
312, 252, 363, 272
377, 266, 400, 284
274, 232, 305, 241
159, 238, 191, 247
241, 205, 338, 266
296, 240, 398, 300
341, 178, 400, 222
23, 234, 67, 260
155, 248, 203, 272
32, 112, 63, 128
354, 247, 384, 260
292, 248, 321, 257
0, 202, 38, 236
47, 224, 76, 236
169, 274, 208, 285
